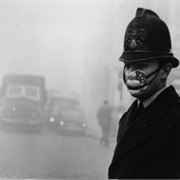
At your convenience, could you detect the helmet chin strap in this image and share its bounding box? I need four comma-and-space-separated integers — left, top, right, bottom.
123, 64, 163, 90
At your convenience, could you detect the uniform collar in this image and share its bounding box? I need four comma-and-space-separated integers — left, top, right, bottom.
139, 86, 167, 108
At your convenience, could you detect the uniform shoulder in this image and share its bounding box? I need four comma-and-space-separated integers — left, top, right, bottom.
169, 98, 180, 128
171, 97, 180, 112
175, 98, 180, 110
177, 97, 180, 104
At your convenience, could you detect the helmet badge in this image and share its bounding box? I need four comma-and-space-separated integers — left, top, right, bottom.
129, 39, 137, 49
125, 23, 148, 50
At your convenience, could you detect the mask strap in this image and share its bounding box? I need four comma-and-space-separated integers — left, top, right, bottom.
146, 64, 163, 79
137, 65, 162, 89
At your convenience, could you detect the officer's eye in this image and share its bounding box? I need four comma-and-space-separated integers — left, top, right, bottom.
137, 64, 148, 69
124, 63, 148, 70
124, 64, 131, 69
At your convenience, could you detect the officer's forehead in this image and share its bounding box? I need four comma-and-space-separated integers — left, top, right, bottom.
124, 60, 159, 66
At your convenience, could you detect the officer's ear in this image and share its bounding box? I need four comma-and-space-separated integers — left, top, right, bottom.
161, 63, 172, 79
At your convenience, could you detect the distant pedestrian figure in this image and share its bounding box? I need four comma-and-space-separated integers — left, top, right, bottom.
97, 101, 112, 147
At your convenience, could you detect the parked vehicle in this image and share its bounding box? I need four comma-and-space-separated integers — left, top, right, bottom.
46, 94, 87, 135
0, 74, 47, 131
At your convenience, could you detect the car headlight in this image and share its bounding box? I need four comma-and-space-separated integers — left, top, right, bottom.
50, 117, 55, 122
82, 123, 87, 128
59, 121, 64, 126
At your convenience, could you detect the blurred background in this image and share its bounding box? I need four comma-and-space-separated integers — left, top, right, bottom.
0, 0, 179, 179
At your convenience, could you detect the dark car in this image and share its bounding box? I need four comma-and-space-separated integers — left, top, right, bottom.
48, 108, 87, 135
46, 94, 87, 135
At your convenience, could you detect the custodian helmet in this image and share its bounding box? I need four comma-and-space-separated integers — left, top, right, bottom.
119, 8, 179, 68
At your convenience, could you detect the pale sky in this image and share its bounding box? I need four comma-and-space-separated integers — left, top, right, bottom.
0, 0, 178, 95
0, 1, 115, 92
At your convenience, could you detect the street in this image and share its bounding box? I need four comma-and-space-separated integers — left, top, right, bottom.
0, 127, 116, 179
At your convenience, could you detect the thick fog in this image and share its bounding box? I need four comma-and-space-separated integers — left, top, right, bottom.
0, 1, 179, 179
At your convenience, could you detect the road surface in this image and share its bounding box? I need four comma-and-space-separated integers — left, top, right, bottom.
0, 127, 116, 179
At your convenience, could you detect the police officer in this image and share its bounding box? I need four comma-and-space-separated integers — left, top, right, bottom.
108, 8, 180, 179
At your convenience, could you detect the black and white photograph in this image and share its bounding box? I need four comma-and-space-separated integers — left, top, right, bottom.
0, 0, 179, 179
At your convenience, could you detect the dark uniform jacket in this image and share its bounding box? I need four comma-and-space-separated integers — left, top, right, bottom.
108, 86, 180, 179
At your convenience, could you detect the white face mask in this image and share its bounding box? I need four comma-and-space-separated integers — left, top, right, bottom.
123, 65, 162, 95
